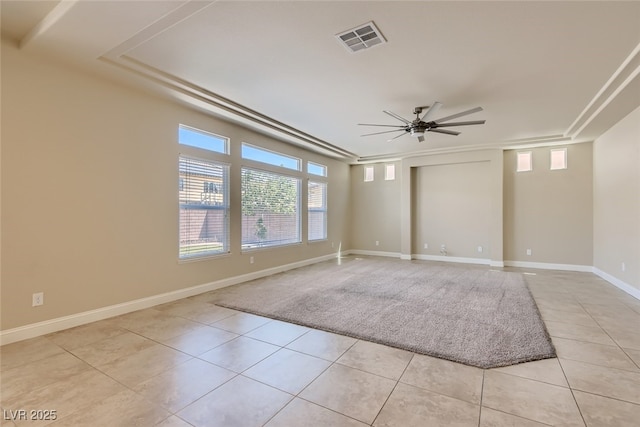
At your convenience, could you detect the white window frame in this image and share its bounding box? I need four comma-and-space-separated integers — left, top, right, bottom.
550, 147, 567, 170
516, 151, 532, 172
308, 180, 328, 241
385, 164, 396, 180
364, 165, 374, 182
178, 156, 230, 260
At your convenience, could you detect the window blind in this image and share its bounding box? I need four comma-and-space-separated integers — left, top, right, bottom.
179, 156, 229, 258
241, 167, 301, 249
308, 181, 327, 241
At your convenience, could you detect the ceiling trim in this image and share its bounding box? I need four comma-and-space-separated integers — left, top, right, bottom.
566, 41, 640, 139
19, 0, 77, 48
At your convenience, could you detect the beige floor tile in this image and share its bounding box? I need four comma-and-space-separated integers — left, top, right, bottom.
198, 336, 279, 372
45, 320, 127, 351
265, 398, 368, 427
554, 337, 639, 371
373, 382, 479, 427
133, 358, 236, 412
493, 358, 568, 387
625, 348, 640, 367
244, 320, 309, 346
47, 389, 170, 427
110, 308, 169, 329
0, 337, 65, 372
160, 325, 238, 356
479, 407, 550, 426
336, 340, 413, 381
400, 354, 483, 404
177, 375, 292, 427
243, 348, 330, 394
123, 313, 208, 342
607, 329, 640, 351
2, 369, 125, 426
286, 329, 357, 361
156, 416, 194, 427
155, 299, 237, 324
574, 390, 640, 427
69, 331, 156, 367
560, 359, 640, 405
210, 312, 272, 334
535, 298, 588, 314
546, 321, 616, 346
0, 352, 91, 403
96, 343, 192, 388
538, 307, 599, 327
299, 363, 396, 424
482, 370, 584, 426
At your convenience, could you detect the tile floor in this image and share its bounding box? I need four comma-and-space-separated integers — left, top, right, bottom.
1, 268, 640, 426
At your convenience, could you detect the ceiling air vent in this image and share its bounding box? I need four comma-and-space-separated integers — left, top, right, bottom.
336, 21, 386, 53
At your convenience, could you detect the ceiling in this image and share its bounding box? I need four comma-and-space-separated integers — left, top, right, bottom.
2, 1, 639, 162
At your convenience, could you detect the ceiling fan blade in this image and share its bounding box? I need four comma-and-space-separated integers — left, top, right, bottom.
417, 135, 425, 143
383, 110, 411, 124
433, 120, 486, 127
428, 128, 460, 136
358, 123, 406, 128
435, 106, 483, 123
361, 129, 408, 137
420, 101, 442, 122
387, 132, 408, 142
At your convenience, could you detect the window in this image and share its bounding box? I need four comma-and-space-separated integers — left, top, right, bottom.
241, 168, 301, 249
242, 143, 301, 171
308, 181, 327, 241
179, 157, 229, 259
364, 165, 374, 181
516, 151, 532, 172
179, 125, 228, 154
385, 164, 396, 180
308, 161, 327, 177
550, 148, 567, 170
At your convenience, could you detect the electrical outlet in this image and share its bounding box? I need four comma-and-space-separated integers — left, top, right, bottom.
32, 292, 44, 307
375, 241, 379, 246
526, 249, 532, 256
250, 256, 254, 264
477, 246, 483, 253
622, 262, 626, 272
424, 243, 428, 249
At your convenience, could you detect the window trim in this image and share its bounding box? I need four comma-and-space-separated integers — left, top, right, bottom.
240, 166, 302, 251
178, 124, 229, 155
178, 155, 231, 261
550, 147, 568, 170
308, 180, 328, 242
241, 142, 301, 171
516, 151, 533, 172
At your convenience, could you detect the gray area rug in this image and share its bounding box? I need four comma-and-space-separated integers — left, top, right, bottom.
208, 256, 556, 368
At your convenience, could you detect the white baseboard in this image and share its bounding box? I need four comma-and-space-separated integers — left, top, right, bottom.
348, 249, 401, 258
503, 260, 593, 272
0, 252, 340, 346
412, 254, 491, 265
593, 267, 640, 301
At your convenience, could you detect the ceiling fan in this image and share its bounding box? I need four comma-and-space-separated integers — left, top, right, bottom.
359, 102, 485, 142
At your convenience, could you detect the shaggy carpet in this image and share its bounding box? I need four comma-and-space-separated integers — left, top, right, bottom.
208, 256, 555, 368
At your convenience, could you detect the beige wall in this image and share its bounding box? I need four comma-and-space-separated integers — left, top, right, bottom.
412, 161, 492, 258
593, 106, 640, 290
349, 162, 401, 253
1, 40, 351, 330
503, 143, 593, 266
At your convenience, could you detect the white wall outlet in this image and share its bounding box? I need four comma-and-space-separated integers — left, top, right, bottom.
526, 249, 532, 256
424, 243, 428, 249
622, 262, 626, 272
375, 240, 379, 246
32, 292, 44, 307
250, 256, 254, 264
477, 246, 483, 253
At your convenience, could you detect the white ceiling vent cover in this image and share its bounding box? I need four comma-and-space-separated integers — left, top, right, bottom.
336, 21, 386, 53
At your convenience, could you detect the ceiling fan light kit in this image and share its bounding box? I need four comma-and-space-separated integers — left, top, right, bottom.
359, 102, 486, 143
